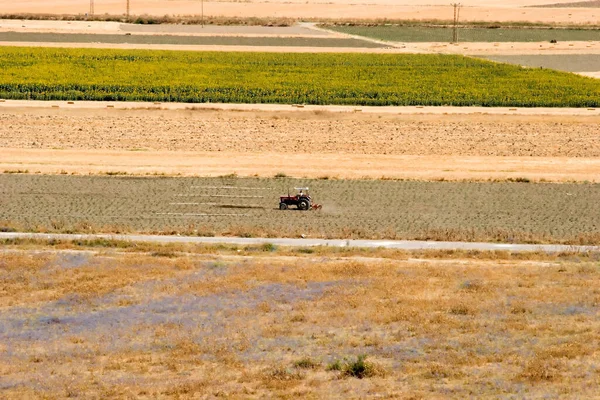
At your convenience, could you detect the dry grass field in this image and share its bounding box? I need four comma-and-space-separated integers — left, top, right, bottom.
1, 174, 599, 244
1, 244, 599, 398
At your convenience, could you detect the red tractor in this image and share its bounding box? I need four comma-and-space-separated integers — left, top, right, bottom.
279, 187, 315, 210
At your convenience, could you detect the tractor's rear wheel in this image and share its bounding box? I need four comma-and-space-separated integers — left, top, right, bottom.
298, 199, 309, 210
279, 202, 288, 210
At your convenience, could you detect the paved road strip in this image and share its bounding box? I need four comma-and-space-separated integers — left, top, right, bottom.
0, 232, 597, 253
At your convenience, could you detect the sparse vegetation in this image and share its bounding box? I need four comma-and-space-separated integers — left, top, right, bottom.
346, 355, 386, 378
293, 357, 321, 369
2, 249, 598, 397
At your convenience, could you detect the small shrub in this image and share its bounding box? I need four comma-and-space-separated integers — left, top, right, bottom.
296, 247, 315, 254
289, 313, 306, 322
274, 172, 287, 178
519, 357, 561, 382
261, 243, 278, 252
150, 250, 178, 258
328, 355, 386, 379
507, 177, 531, 183
458, 279, 488, 293
264, 367, 304, 381
326, 360, 343, 372
293, 358, 320, 370
448, 303, 473, 316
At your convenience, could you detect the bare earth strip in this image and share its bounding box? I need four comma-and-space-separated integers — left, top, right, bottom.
0, 33, 385, 48
2, 148, 598, 182
1, 106, 599, 182
0, 41, 404, 53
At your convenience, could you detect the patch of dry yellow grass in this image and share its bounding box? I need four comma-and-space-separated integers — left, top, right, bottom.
1, 249, 599, 398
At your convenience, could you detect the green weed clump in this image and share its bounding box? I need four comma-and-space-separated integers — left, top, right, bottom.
1, 47, 599, 107
328, 355, 386, 379
293, 358, 321, 369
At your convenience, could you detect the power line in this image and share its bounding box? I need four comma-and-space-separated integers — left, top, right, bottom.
451, 3, 461, 43
90, 0, 94, 16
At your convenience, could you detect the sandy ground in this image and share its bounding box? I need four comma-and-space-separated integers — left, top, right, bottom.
427, 41, 600, 55
3, 100, 600, 116
1, 1, 599, 24
1, 106, 599, 182
2, 148, 599, 182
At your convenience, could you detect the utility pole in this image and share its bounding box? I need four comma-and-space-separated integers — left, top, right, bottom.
89, 0, 94, 16
202, 0, 204, 28
451, 3, 461, 43
127, 0, 130, 18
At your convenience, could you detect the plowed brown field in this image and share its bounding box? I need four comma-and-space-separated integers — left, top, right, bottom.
2, 108, 599, 157
1, 107, 599, 182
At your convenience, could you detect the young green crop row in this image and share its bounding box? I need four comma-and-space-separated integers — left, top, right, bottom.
0, 46, 599, 106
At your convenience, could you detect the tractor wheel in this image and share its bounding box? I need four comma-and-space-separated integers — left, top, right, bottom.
298, 199, 309, 210
279, 202, 288, 210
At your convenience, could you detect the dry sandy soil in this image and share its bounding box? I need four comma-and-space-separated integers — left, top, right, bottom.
1, 0, 599, 24
1, 106, 599, 182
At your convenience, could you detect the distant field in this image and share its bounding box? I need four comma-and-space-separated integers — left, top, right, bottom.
325, 25, 600, 42
1, 47, 600, 106
533, 0, 600, 7
0, 32, 383, 48
481, 54, 600, 72
1, 175, 599, 244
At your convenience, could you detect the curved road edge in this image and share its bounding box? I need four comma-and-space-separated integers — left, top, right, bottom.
0, 232, 598, 253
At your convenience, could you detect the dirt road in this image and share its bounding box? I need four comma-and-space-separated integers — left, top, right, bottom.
1, 232, 597, 253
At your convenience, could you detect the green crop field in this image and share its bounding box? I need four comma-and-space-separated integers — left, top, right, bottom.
325, 25, 600, 43
1, 47, 600, 106
1, 175, 599, 244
